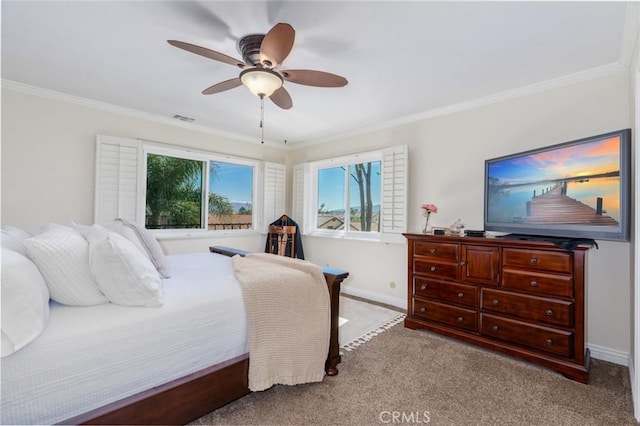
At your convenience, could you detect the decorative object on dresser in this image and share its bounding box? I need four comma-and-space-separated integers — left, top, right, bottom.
420, 203, 438, 233
404, 233, 593, 383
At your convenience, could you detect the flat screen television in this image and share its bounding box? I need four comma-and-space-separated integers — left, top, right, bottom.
484, 129, 631, 241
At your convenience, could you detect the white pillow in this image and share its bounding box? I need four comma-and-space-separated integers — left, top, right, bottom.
86, 225, 163, 307
1, 248, 50, 357
1, 226, 33, 255
112, 218, 170, 278
23, 225, 108, 306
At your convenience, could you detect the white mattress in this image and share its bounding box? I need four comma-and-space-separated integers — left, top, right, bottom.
1, 252, 248, 425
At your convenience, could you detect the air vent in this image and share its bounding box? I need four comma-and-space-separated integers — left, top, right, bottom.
172, 114, 195, 123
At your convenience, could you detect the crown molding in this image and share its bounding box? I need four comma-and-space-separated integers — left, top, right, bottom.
294, 62, 627, 149
620, 2, 640, 70
0, 79, 287, 150
2, 58, 628, 153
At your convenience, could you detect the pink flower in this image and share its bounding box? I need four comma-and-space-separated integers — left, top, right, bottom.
420, 204, 438, 214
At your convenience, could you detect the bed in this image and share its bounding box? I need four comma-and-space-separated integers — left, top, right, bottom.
1, 243, 347, 425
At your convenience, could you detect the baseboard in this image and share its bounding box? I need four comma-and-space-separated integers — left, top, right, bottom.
628, 353, 635, 408
341, 287, 406, 310
587, 343, 629, 366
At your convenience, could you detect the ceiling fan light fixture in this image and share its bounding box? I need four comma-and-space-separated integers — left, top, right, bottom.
240, 68, 283, 97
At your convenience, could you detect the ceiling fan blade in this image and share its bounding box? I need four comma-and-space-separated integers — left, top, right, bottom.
202, 78, 242, 95
269, 87, 293, 109
168, 40, 245, 68
259, 23, 295, 68
281, 69, 348, 87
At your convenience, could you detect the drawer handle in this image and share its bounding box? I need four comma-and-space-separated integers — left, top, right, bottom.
530, 280, 539, 287
420, 307, 427, 313
457, 316, 464, 323
492, 299, 499, 305
545, 338, 553, 346
460, 261, 466, 266
492, 325, 499, 332
457, 292, 464, 298
420, 284, 427, 291
430, 248, 437, 254
546, 309, 554, 316
530, 258, 538, 264
430, 266, 437, 272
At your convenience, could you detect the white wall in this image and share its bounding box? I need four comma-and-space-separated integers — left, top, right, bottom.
0, 88, 287, 253
289, 71, 633, 360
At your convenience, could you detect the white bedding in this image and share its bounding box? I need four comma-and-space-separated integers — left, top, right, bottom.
1, 252, 248, 425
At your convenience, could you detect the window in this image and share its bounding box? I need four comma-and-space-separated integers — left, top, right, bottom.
296, 145, 407, 243
145, 154, 205, 229
316, 162, 381, 233
348, 162, 381, 232
317, 166, 346, 228
95, 135, 284, 235
144, 153, 255, 231
144, 148, 256, 231
208, 161, 254, 230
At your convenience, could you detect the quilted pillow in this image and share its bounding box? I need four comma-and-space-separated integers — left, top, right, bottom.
1, 226, 33, 255
86, 225, 164, 307
112, 218, 170, 278
1, 248, 51, 357
23, 224, 108, 306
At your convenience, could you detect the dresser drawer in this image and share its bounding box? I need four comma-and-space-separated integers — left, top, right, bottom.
503, 248, 572, 274
414, 277, 477, 308
413, 299, 477, 332
414, 241, 459, 261
414, 259, 459, 280
502, 269, 573, 298
481, 288, 572, 328
481, 314, 573, 358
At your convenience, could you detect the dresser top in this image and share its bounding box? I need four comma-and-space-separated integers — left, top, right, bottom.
403, 233, 593, 252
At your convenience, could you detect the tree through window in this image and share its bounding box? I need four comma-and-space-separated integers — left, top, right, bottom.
145, 154, 204, 229
316, 160, 381, 232
145, 152, 255, 231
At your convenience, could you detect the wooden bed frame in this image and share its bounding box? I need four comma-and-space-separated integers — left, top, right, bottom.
61, 247, 348, 425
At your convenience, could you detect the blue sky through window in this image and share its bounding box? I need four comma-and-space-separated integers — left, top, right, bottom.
209, 162, 253, 205
318, 162, 381, 212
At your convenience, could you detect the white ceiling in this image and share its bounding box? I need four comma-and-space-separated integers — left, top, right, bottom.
1, 1, 635, 147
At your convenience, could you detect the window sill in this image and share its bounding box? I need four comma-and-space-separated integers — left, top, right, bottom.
305, 231, 382, 243
153, 229, 261, 240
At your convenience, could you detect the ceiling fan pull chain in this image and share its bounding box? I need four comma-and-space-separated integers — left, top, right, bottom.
260, 94, 265, 144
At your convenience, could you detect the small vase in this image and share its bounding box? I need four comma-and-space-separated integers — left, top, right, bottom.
422, 214, 430, 234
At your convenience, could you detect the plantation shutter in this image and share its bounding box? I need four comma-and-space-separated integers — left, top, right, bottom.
263, 162, 286, 232
381, 145, 408, 243
94, 135, 142, 226
292, 163, 307, 234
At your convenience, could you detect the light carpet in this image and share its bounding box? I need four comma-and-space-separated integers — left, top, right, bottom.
338, 296, 405, 351
190, 323, 635, 425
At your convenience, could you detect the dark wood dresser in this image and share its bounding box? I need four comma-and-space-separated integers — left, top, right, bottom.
404, 233, 591, 383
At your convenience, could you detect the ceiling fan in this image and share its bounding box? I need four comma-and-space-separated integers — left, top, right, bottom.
168, 23, 348, 110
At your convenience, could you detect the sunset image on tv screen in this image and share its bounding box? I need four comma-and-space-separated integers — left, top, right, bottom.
486, 136, 621, 227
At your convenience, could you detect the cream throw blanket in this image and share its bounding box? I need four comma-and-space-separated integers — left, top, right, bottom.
232, 253, 330, 391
